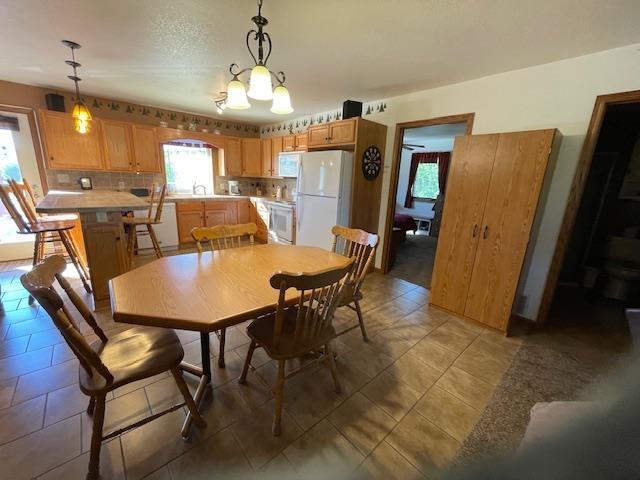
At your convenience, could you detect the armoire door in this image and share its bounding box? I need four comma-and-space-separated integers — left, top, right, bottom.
464, 129, 556, 330
430, 134, 499, 314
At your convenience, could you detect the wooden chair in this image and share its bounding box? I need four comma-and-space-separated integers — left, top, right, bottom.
20, 255, 206, 480
191, 222, 258, 367
0, 178, 91, 295
330, 225, 379, 341
123, 183, 167, 268
21, 177, 78, 223
239, 257, 355, 435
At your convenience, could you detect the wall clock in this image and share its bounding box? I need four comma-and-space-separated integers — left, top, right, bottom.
362, 145, 382, 181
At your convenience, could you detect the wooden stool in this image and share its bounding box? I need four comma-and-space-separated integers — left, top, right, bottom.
123, 183, 166, 269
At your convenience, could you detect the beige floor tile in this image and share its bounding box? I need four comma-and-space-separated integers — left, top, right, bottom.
0, 377, 16, 409
121, 408, 195, 480
145, 375, 186, 415
199, 383, 252, 437
112, 372, 169, 398
13, 359, 79, 404
39, 438, 125, 480
234, 340, 272, 368
386, 410, 459, 477
435, 366, 494, 411
51, 342, 75, 365
386, 353, 442, 393
231, 399, 303, 469
476, 331, 522, 358
369, 327, 418, 360
283, 419, 364, 478
453, 344, 512, 385
141, 466, 172, 480
358, 441, 425, 480
283, 374, 344, 431
399, 286, 430, 307
26, 329, 64, 351
0, 414, 81, 479
445, 316, 485, 336
408, 336, 460, 372
0, 394, 46, 445
260, 452, 297, 477
168, 427, 251, 479
0, 346, 52, 382
6, 316, 54, 339
414, 386, 481, 442
339, 342, 395, 379
328, 392, 396, 456
210, 349, 247, 387
233, 374, 274, 410
0, 336, 29, 359
426, 323, 475, 354
399, 309, 446, 331
45, 383, 90, 426
361, 370, 421, 421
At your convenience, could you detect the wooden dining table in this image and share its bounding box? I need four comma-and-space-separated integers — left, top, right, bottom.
109, 243, 351, 435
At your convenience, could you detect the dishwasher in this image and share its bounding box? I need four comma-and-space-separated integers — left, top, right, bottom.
133, 202, 179, 251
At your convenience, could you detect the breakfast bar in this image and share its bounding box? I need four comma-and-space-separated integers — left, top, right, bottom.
37, 190, 149, 308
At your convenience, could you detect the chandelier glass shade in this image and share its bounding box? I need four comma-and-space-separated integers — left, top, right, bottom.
62, 40, 92, 134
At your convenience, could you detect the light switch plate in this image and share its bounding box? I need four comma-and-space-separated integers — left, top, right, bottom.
96, 212, 108, 223
56, 173, 70, 184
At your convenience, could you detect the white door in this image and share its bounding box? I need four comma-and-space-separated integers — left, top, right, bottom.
298, 151, 343, 197
0, 111, 42, 261
296, 194, 338, 250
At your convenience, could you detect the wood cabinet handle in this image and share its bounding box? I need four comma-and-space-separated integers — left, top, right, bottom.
472, 224, 478, 237
483, 226, 489, 239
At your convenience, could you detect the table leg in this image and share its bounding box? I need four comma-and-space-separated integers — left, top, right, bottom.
180, 332, 211, 438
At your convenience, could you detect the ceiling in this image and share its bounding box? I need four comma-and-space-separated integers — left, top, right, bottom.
403, 123, 468, 148
1, 0, 639, 125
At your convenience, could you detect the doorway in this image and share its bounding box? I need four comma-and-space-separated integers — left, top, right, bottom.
540, 92, 640, 325
381, 114, 474, 288
0, 109, 44, 261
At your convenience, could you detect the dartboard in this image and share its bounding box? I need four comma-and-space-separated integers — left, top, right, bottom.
362, 145, 382, 180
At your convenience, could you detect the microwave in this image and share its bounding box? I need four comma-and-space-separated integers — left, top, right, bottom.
278, 152, 302, 177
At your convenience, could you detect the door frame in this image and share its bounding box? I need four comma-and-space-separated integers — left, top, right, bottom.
380, 113, 475, 273
536, 89, 640, 324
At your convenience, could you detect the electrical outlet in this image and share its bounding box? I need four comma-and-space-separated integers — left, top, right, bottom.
56, 173, 70, 184
96, 212, 108, 223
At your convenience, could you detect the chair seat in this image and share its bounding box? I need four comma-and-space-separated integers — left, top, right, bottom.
40, 213, 79, 222
79, 326, 184, 394
27, 219, 77, 233
337, 282, 362, 307
122, 217, 159, 225
247, 308, 336, 360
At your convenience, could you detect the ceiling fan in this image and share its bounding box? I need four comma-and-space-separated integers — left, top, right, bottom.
402, 143, 425, 151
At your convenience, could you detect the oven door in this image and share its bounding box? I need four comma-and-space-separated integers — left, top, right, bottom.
268, 205, 294, 244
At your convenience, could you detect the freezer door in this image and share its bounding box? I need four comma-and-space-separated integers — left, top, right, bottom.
298, 151, 343, 197
296, 194, 339, 250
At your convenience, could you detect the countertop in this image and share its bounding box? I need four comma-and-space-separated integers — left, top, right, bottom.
165, 193, 296, 207
36, 190, 149, 213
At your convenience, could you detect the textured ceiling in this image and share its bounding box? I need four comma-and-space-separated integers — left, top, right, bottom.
1, 0, 639, 124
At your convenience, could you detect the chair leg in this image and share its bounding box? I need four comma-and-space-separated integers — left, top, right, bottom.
126, 224, 137, 269
272, 360, 286, 436
87, 396, 96, 415
63, 230, 90, 280
147, 224, 163, 259
217, 328, 226, 368
28, 233, 42, 305
354, 299, 369, 342
87, 394, 106, 480
325, 342, 342, 394
170, 367, 206, 432
59, 230, 92, 294
239, 340, 256, 384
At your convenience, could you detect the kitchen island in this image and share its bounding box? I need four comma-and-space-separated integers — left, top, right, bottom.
37, 190, 149, 308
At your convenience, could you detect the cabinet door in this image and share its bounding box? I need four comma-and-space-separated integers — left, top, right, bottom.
238, 200, 251, 223
430, 134, 499, 315
205, 210, 226, 227
83, 222, 127, 303
131, 125, 162, 173
464, 130, 556, 331
101, 121, 133, 171
241, 138, 262, 177
177, 210, 204, 243
40, 111, 104, 170
224, 138, 243, 176
271, 137, 283, 176
205, 201, 237, 225
261, 139, 273, 177
282, 135, 296, 152
329, 120, 356, 145
307, 125, 330, 147
295, 133, 308, 151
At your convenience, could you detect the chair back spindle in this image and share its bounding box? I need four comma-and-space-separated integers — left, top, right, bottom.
191, 223, 258, 253
330, 225, 379, 294
0, 180, 30, 233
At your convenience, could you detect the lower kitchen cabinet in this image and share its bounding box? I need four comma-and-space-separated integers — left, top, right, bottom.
238, 199, 252, 224
176, 199, 253, 243
176, 202, 205, 243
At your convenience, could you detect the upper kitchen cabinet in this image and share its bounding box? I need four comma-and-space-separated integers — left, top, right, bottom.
131, 125, 162, 173
261, 138, 273, 177
307, 124, 330, 147
40, 110, 104, 170
223, 137, 243, 176
271, 136, 282, 176
307, 119, 356, 148
241, 138, 262, 177
101, 120, 134, 171
295, 133, 308, 151
282, 135, 296, 152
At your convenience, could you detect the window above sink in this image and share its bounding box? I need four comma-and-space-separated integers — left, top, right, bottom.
163, 142, 214, 195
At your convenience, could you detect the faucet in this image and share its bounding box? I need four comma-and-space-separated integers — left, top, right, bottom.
192, 184, 206, 195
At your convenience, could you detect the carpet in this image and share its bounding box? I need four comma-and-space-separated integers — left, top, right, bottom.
388, 233, 438, 288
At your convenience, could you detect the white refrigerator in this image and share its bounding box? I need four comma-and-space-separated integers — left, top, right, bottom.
295, 150, 353, 250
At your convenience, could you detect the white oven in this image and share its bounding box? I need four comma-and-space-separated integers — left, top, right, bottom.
268, 203, 294, 244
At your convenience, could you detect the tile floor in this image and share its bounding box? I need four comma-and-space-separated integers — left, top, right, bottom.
0, 254, 521, 479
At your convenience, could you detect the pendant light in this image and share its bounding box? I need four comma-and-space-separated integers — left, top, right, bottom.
62, 40, 92, 134
216, 0, 293, 114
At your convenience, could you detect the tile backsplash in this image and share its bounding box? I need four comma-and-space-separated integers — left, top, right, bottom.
46, 170, 165, 191
215, 176, 297, 199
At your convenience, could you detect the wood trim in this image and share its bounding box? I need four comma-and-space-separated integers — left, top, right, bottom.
380, 113, 475, 273
0, 104, 48, 193
536, 89, 640, 325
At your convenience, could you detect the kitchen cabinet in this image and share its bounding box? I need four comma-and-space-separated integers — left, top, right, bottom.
205, 200, 237, 226
101, 120, 134, 171
430, 129, 559, 332
176, 202, 205, 243
82, 221, 127, 304
261, 139, 273, 177
40, 110, 104, 170
295, 133, 308, 151
251, 198, 269, 243
307, 119, 356, 148
307, 124, 330, 147
241, 138, 262, 177
271, 136, 282, 176
131, 125, 162, 173
176, 199, 250, 243
224, 138, 243, 176
282, 135, 296, 152
238, 199, 252, 223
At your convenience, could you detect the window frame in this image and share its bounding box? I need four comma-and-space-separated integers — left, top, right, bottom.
162, 142, 215, 195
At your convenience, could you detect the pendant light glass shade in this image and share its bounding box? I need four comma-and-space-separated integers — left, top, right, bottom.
72, 101, 92, 134
247, 65, 273, 100
270, 85, 293, 114
225, 78, 250, 109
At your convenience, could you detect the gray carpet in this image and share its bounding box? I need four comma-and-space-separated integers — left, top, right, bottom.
388, 233, 437, 288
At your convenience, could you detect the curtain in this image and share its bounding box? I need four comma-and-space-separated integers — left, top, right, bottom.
0, 115, 19, 132
437, 153, 451, 194
403, 152, 446, 208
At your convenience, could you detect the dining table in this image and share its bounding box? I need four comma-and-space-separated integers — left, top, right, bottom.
109, 242, 351, 436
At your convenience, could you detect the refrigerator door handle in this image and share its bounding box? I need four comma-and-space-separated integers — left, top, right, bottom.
297, 195, 303, 231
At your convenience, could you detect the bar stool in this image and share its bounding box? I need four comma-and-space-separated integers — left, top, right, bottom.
123, 183, 167, 269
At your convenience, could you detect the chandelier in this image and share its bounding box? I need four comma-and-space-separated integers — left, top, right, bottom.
62, 40, 92, 134
215, 0, 293, 115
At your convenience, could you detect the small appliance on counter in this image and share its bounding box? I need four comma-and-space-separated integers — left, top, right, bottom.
228, 180, 241, 195
79, 177, 93, 190
130, 187, 150, 197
